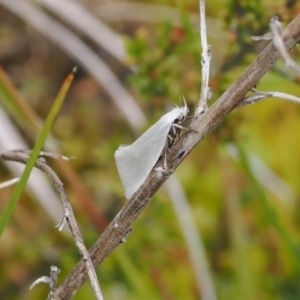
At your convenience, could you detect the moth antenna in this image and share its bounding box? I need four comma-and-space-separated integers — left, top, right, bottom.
181, 95, 187, 108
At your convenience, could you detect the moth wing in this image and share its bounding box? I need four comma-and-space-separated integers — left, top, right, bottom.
115, 114, 174, 199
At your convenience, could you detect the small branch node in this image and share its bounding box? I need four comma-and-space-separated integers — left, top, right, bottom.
207, 87, 213, 100
253, 16, 300, 73
119, 228, 133, 244
30, 265, 60, 296
195, 105, 207, 116
238, 89, 300, 107
56, 214, 67, 231
30, 276, 52, 290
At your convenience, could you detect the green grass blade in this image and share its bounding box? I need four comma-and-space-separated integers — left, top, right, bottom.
0, 67, 76, 238
237, 145, 300, 271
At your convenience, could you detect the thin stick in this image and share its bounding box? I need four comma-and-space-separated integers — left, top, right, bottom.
0, 177, 20, 189
269, 17, 300, 73
253, 16, 300, 73
30, 266, 60, 300
196, 0, 211, 115
51, 13, 300, 300
0, 151, 103, 300
239, 90, 300, 106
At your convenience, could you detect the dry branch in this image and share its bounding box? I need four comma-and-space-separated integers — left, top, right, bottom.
52, 13, 300, 300
0, 151, 103, 300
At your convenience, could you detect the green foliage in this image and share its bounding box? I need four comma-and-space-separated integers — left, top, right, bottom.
125, 13, 201, 106
1, 1, 300, 300
0, 69, 74, 238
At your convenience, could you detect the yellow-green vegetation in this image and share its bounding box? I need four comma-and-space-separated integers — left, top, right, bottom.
0, 0, 300, 299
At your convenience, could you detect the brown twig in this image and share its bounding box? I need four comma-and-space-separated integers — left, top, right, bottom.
239, 89, 300, 106
30, 266, 60, 300
253, 16, 300, 73
269, 17, 300, 73
52, 13, 300, 300
0, 151, 103, 300
196, 0, 211, 115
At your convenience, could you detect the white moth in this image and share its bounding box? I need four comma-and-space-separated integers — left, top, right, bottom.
115, 101, 189, 199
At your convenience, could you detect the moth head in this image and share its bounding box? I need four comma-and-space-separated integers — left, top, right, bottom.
171, 96, 189, 124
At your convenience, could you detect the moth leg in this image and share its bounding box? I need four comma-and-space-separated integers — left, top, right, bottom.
172, 124, 198, 136
168, 123, 189, 147
158, 138, 170, 170
162, 140, 174, 173
167, 134, 173, 141
164, 139, 168, 170
172, 123, 189, 132
168, 124, 180, 147
154, 142, 174, 179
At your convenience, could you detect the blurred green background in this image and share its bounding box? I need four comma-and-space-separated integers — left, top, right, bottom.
1, 0, 300, 299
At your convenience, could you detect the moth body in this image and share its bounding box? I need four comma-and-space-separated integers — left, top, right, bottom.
115, 102, 189, 199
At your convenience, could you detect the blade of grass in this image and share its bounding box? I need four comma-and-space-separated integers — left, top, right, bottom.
237, 145, 300, 271
114, 248, 158, 299
0, 67, 76, 238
